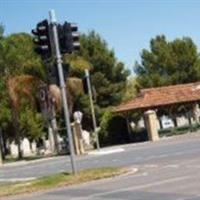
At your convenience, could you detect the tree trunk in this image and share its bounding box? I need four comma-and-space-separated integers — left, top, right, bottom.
50, 105, 59, 154
0, 129, 3, 166
17, 137, 22, 159
172, 117, 178, 127
11, 106, 23, 159
158, 118, 163, 129
125, 116, 131, 141
171, 114, 178, 127
0, 147, 2, 166
0, 129, 4, 161
187, 113, 192, 126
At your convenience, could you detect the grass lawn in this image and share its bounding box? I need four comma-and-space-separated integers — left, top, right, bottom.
0, 167, 127, 197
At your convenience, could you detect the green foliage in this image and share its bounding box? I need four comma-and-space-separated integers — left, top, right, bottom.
0, 33, 45, 79
78, 31, 130, 107
122, 76, 137, 102
70, 31, 129, 133
0, 29, 129, 147
0, 24, 4, 38
158, 123, 200, 137
19, 106, 44, 141
99, 109, 129, 146
73, 93, 103, 131
134, 35, 200, 128
0, 167, 123, 197
0, 79, 11, 129
0, 32, 46, 146
63, 54, 91, 77
99, 109, 113, 144
135, 35, 200, 89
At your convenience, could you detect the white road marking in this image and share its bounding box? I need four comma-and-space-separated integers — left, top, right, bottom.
163, 164, 180, 169
143, 164, 159, 168
88, 148, 125, 155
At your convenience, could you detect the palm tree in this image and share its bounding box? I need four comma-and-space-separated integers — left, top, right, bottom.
7, 73, 85, 158
7, 75, 43, 159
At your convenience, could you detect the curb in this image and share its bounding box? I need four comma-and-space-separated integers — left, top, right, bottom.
1, 155, 67, 168
0, 177, 36, 183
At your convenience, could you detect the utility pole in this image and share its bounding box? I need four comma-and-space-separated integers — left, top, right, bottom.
49, 10, 77, 174
85, 69, 100, 150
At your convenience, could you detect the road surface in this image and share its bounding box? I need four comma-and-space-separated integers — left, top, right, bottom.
2, 133, 200, 199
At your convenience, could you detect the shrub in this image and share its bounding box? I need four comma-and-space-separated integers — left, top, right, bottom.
99, 109, 129, 146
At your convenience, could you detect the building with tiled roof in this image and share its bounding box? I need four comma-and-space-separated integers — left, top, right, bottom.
115, 82, 200, 113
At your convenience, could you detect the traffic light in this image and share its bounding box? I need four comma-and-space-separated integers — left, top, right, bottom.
58, 22, 80, 54
32, 19, 51, 58
46, 62, 69, 85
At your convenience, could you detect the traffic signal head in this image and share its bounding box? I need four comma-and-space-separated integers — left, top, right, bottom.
32, 19, 51, 57
46, 62, 69, 86
59, 22, 80, 54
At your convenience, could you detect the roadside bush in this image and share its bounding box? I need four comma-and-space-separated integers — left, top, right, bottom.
99, 110, 129, 146
131, 128, 148, 142
158, 123, 200, 137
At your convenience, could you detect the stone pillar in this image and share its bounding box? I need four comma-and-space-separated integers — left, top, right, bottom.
192, 103, 200, 123
71, 122, 85, 155
144, 110, 159, 141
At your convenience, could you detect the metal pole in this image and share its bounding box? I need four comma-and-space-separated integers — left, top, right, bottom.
85, 69, 100, 150
49, 10, 77, 174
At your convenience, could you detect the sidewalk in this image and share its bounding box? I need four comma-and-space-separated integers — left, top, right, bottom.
1, 155, 67, 168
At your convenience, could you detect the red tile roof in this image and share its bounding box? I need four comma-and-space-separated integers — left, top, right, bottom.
115, 82, 200, 113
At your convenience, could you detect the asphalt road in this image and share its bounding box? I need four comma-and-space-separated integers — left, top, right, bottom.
2, 133, 200, 199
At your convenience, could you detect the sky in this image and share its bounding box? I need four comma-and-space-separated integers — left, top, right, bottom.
1, 0, 200, 72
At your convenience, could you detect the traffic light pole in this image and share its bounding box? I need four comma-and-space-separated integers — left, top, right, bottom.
49, 10, 77, 174
85, 69, 100, 150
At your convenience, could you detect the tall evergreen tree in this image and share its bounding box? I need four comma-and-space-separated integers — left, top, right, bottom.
78, 31, 130, 107
134, 35, 200, 89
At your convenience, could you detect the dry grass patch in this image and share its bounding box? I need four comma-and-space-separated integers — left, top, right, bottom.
0, 167, 128, 197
